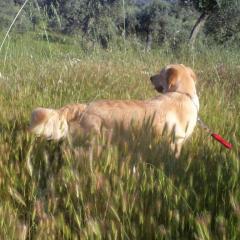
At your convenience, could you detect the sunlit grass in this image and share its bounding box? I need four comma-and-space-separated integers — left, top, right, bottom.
0, 33, 239, 239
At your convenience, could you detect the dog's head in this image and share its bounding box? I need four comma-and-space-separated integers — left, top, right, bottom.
150, 64, 197, 95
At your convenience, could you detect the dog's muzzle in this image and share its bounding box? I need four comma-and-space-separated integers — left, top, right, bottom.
150, 76, 164, 93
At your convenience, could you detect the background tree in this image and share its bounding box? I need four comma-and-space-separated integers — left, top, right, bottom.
181, 0, 240, 45
205, 2, 240, 45
136, 0, 197, 50
136, 0, 170, 50
42, 0, 122, 48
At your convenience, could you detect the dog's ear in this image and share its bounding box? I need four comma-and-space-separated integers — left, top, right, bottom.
166, 67, 178, 91
186, 67, 197, 83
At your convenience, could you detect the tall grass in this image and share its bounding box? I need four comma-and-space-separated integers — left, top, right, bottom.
0, 33, 239, 239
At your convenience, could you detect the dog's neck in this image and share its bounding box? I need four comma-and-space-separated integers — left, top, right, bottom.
175, 91, 199, 112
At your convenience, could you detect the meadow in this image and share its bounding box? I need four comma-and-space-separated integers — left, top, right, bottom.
0, 33, 240, 239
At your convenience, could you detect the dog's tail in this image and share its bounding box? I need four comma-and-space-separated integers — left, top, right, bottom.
28, 104, 87, 140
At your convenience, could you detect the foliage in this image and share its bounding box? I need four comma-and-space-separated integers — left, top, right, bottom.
179, 0, 240, 45
181, 0, 239, 13
0, 0, 240, 47
0, 0, 197, 48
139, 1, 197, 47
39, 0, 123, 47
205, 3, 240, 45
0, 0, 18, 31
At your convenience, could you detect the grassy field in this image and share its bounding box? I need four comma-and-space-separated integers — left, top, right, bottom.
0, 33, 240, 239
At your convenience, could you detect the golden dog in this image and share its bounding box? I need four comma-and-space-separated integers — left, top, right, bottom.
29, 64, 199, 157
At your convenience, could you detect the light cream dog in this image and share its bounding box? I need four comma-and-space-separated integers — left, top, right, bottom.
29, 64, 199, 157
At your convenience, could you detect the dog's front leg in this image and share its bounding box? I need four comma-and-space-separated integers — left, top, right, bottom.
170, 141, 184, 159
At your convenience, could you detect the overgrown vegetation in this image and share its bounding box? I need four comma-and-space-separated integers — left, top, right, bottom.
0, 0, 240, 239
0, 32, 240, 239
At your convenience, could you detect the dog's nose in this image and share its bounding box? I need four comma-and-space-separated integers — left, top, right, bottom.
156, 86, 164, 92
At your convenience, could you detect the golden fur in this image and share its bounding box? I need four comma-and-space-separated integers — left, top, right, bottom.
29, 64, 199, 157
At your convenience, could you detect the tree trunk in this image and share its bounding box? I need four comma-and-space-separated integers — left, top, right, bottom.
189, 12, 209, 46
